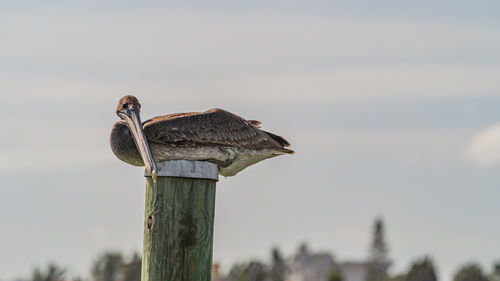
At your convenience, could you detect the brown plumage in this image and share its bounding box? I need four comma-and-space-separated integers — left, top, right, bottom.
110, 95, 293, 177
143, 109, 290, 149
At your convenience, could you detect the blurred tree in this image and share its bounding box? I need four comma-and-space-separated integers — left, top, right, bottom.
227, 261, 270, 281
91, 252, 124, 281
31, 263, 66, 281
388, 274, 406, 281
329, 269, 343, 281
366, 217, 390, 281
270, 247, 287, 281
122, 253, 142, 281
405, 257, 437, 281
227, 263, 246, 281
491, 262, 500, 281
453, 263, 488, 281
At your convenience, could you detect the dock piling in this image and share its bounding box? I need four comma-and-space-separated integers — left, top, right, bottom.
142, 160, 218, 281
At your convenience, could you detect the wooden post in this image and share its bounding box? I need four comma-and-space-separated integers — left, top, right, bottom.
141, 160, 218, 281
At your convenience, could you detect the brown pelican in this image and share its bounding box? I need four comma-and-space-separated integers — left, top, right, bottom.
110, 95, 293, 180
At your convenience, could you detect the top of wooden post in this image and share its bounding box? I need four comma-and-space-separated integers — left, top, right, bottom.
144, 160, 219, 181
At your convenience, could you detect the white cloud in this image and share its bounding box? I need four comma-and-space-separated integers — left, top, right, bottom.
467, 123, 500, 166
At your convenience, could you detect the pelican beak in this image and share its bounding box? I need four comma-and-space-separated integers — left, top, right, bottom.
120, 108, 158, 182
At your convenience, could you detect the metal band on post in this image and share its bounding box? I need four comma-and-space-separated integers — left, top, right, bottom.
144, 160, 219, 180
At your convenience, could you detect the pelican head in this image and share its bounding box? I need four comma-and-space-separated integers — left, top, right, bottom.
116, 95, 158, 181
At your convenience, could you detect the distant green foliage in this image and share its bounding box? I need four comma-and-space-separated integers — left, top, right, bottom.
31, 263, 65, 281
329, 269, 343, 281
270, 247, 287, 281
388, 274, 406, 281
91, 252, 123, 281
90, 251, 141, 281
366, 217, 390, 281
122, 253, 142, 281
453, 263, 488, 281
227, 261, 270, 281
405, 257, 437, 281
490, 261, 500, 281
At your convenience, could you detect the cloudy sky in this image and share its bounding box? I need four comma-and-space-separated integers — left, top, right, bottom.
1, 1, 500, 280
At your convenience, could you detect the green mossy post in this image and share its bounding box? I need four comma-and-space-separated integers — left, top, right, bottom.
141, 160, 218, 281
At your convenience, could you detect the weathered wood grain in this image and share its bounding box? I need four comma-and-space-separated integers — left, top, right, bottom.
142, 176, 216, 281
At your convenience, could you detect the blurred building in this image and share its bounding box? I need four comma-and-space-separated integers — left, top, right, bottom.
286, 243, 378, 281
288, 243, 336, 281
212, 263, 227, 281
338, 261, 371, 281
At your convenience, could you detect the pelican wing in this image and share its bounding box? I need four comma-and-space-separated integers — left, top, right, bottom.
143, 108, 286, 149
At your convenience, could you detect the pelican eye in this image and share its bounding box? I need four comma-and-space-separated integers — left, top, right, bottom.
122, 103, 129, 109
